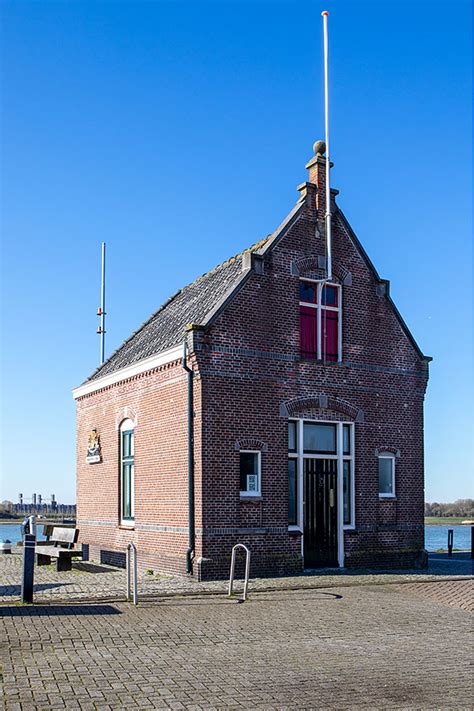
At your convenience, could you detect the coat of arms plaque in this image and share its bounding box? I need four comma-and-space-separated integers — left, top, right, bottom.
86, 428, 102, 464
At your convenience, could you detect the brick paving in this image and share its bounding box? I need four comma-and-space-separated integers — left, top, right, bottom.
1, 582, 473, 710
0, 550, 472, 604
395, 578, 474, 613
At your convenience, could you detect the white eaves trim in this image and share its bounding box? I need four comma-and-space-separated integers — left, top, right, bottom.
72, 344, 183, 400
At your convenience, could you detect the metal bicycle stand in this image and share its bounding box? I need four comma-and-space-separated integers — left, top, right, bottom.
228, 543, 251, 602
126, 542, 138, 605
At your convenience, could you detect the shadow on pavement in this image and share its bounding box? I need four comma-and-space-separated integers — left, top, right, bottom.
141, 590, 344, 607
298, 554, 473, 578
428, 551, 472, 560
0, 604, 121, 616
72, 562, 117, 574
0, 583, 69, 597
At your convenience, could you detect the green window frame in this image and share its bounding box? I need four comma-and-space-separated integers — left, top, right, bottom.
121, 427, 135, 521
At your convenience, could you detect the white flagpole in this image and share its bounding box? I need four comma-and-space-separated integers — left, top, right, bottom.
98, 242, 106, 365
322, 10, 332, 282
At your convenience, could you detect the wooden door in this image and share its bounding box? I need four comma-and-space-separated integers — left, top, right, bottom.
303, 458, 338, 567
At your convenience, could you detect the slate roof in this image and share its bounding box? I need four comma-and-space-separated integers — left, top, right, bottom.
86, 239, 269, 382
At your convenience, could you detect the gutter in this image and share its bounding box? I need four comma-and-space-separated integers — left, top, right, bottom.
181, 340, 195, 574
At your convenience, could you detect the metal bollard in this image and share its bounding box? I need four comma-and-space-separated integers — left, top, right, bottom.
21, 533, 36, 603
447, 528, 453, 557
126, 543, 138, 605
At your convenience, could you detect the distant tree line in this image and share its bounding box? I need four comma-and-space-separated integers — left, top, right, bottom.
425, 499, 474, 518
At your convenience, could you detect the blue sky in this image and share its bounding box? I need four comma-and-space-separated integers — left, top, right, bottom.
1, 0, 472, 504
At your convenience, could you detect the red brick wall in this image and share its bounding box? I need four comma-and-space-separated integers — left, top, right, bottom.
76, 358, 203, 574
75, 158, 429, 579
194, 168, 428, 578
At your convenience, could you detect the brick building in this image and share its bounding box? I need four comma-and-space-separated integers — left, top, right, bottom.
73, 143, 431, 579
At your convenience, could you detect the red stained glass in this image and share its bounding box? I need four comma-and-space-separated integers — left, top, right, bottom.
300, 305, 317, 359
322, 309, 338, 361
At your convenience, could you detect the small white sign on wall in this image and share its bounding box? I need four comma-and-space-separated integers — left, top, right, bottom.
247, 474, 258, 492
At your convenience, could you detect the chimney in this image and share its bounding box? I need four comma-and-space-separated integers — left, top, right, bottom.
305, 139, 333, 222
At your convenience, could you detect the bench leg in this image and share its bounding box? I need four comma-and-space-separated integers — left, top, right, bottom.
37, 554, 51, 566
56, 556, 72, 572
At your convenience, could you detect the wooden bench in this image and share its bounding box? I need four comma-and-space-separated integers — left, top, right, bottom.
35, 527, 83, 571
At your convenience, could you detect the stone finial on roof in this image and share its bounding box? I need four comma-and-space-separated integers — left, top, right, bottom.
313, 139, 326, 156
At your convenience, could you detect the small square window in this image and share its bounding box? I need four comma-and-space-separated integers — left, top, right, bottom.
378, 457, 395, 497
240, 452, 261, 495
299, 280, 317, 304
322, 284, 338, 307
303, 422, 336, 454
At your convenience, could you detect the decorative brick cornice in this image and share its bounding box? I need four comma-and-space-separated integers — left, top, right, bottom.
234, 438, 268, 452
73, 344, 184, 400
280, 394, 364, 422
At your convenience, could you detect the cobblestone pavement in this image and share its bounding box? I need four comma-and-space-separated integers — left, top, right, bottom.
1, 582, 472, 710
0, 551, 472, 604
394, 578, 474, 612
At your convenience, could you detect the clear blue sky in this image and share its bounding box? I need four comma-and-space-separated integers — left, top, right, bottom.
1, 0, 472, 504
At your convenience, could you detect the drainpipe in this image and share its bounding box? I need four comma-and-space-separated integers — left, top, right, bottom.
182, 340, 195, 574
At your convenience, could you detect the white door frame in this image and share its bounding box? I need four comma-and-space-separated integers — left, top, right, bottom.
289, 418, 355, 568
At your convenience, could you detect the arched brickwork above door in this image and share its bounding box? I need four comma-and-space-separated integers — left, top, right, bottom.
290, 255, 352, 285
375, 446, 400, 457
280, 395, 364, 422
234, 438, 268, 452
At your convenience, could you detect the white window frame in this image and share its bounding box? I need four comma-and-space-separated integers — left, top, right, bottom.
299, 278, 342, 362
239, 450, 262, 498
341, 423, 355, 529
378, 454, 396, 499
287, 418, 355, 540
120, 418, 135, 526
287, 458, 298, 527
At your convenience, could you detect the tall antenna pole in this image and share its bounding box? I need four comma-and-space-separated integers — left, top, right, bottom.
322, 10, 332, 281
97, 242, 106, 365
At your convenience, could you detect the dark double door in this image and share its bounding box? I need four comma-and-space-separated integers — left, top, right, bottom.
303, 458, 338, 568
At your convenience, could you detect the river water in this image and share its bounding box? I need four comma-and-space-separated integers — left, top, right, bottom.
0, 523, 47, 545
0, 522, 471, 552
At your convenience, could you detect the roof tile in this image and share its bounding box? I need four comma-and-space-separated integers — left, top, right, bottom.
86, 242, 265, 382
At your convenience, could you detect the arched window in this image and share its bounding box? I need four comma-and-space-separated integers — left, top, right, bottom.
120, 419, 135, 523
